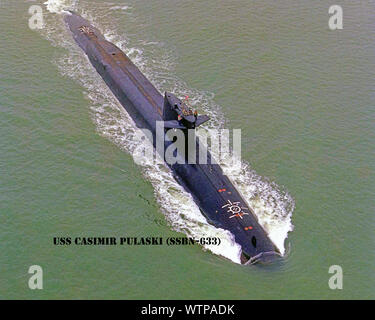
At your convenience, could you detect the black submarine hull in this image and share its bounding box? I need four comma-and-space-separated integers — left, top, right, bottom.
64, 12, 280, 264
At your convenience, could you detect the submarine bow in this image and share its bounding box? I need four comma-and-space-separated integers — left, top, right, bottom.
64, 11, 280, 264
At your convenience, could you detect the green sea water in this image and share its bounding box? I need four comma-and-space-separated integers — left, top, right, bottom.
0, 0, 374, 299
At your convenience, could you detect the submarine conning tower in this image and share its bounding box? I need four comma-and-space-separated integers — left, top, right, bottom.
64, 11, 281, 264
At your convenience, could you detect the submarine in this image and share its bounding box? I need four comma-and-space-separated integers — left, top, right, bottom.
64, 11, 280, 264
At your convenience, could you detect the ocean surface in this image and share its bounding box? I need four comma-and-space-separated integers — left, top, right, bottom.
0, 0, 374, 299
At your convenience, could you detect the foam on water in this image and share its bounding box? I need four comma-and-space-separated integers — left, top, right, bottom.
109, 5, 131, 11
41, 0, 294, 262
44, 0, 76, 14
